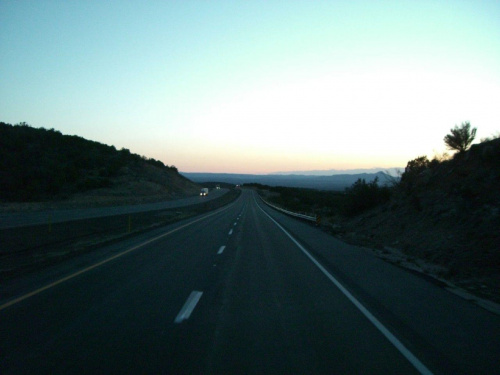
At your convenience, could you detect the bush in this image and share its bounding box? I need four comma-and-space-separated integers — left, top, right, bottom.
400, 156, 431, 194
342, 177, 391, 216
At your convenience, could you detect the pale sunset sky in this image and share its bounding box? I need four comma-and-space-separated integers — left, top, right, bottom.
1, 1, 499, 173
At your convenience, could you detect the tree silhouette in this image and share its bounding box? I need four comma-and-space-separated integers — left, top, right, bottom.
444, 122, 477, 152
400, 156, 430, 194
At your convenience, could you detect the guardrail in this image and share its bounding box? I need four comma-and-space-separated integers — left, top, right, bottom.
259, 195, 318, 224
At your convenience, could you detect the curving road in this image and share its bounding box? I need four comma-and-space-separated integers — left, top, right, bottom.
1, 189, 499, 374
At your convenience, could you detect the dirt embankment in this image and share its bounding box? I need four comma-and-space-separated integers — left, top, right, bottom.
331, 138, 500, 303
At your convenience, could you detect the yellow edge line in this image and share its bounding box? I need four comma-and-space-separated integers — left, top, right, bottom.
0, 203, 233, 311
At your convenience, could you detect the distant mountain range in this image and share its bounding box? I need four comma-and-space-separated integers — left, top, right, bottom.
181, 171, 398, 191
272, 167, 402, 176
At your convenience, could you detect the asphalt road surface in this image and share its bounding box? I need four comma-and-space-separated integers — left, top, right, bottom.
0, 188, 229, 229
1, 189, 499, 374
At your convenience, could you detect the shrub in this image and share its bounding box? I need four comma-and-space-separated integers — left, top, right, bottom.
400, 156, 431, 194
342, 177, 391, 216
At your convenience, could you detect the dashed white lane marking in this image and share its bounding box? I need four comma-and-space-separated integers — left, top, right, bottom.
234, 222, 237, 226
0, 204, 235, 312
229, 229, 233, 235
174, 291, 203, 323
217, 246, 226, 255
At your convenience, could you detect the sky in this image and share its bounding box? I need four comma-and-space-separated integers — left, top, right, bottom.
1, 1, 499, 174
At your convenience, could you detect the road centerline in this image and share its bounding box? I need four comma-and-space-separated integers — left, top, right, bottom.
0, 203, 235, 311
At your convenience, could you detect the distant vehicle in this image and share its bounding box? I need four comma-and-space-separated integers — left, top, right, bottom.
200, 188, 209, 196
216, 184, 220, 190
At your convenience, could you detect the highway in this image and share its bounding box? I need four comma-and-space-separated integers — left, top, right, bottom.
0, 188, 229, 229
1, 189, 499, 374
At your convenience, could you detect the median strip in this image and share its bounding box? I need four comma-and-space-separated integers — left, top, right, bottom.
0, 203, 234, 312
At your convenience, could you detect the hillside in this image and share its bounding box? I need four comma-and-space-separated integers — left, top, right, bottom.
0, 122, 200, 207
336, 138, 500, 301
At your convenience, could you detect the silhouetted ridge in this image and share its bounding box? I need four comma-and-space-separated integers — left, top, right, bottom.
0, 122, 196, 202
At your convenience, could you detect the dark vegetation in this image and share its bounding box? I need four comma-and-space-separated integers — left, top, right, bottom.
444, 121, 477, 153
245, 183, 344, 215
0, 122, 191, 202
250, 124, 500, 302
246, 176, 391, 218
342, 177, 392, 216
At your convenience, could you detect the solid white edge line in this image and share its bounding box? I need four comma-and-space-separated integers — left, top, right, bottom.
217, 246, 226, 254
174, 291, 203, 323
0, 202, 235, 312
255, 197, 434, 375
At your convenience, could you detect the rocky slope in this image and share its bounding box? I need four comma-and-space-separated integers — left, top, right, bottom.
336, 138, 500, 302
